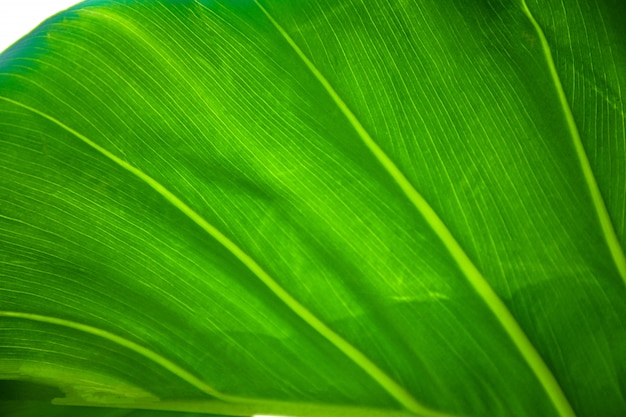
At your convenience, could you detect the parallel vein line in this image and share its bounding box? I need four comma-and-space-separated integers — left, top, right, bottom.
252, 2, 575, 417
0, 311, 237, 401
520, 0, 626, 288
0, 96, 455, 417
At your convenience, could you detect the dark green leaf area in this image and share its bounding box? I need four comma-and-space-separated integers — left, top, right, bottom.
0, 398, 222, 417
511, 278, 626, 417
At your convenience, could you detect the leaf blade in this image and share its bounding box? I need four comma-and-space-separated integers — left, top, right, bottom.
1, 0, 625, 416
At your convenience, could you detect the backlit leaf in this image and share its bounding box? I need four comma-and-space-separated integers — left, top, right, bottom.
1, 0, 625, 416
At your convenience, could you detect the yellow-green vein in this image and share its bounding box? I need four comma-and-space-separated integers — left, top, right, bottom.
0, 311, 238, 401
0, 96, 454, 417
252, 3, 576, 417
2, 311, 434, 417
520, 0, 626, 287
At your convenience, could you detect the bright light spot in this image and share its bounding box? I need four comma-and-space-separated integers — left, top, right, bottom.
0, 0, 82, 53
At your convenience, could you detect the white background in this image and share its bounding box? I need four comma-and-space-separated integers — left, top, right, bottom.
0, 0, 82, 53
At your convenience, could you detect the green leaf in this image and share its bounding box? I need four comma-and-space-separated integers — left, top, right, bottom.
1, 0, 625, 416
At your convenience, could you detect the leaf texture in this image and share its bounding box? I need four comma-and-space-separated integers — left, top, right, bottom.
1, 0, 625, 416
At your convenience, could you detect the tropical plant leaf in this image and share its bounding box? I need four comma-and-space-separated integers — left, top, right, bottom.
1, 0, 625, 416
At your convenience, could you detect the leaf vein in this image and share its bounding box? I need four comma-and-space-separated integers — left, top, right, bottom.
252, 2, 577, 416
0, 95, 456, 416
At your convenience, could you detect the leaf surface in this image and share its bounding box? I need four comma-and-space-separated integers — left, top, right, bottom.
1, 0, 625, 416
